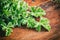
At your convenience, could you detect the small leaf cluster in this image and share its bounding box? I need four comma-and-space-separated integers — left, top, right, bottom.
0, 0, 51, 36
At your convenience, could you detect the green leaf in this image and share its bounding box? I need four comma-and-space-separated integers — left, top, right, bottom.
30, 7, 46, 17
30, 7, 36, 12
1, 22, 7, 30
22, 12, 29, 18
21, 19, 27, 25
40, 17, 49, 24
7, 22, 14, 28
27, 17, 36, 28
36, 25, 41, 32
40, 17, 51, 31
36, 7, 46, 16
42, 24, 51, 31
5, 28, 13, 36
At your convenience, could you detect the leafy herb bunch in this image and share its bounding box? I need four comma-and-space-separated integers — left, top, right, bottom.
0, 0, 51, 36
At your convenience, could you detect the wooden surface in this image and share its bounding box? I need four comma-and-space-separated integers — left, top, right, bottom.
0, 0, 60, 40
24, 0, 50, 6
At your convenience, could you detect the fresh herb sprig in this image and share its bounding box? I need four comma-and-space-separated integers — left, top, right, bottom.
0, 0, 51, 36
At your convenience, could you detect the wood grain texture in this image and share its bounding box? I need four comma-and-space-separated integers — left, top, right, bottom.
0, 0, 60, 40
